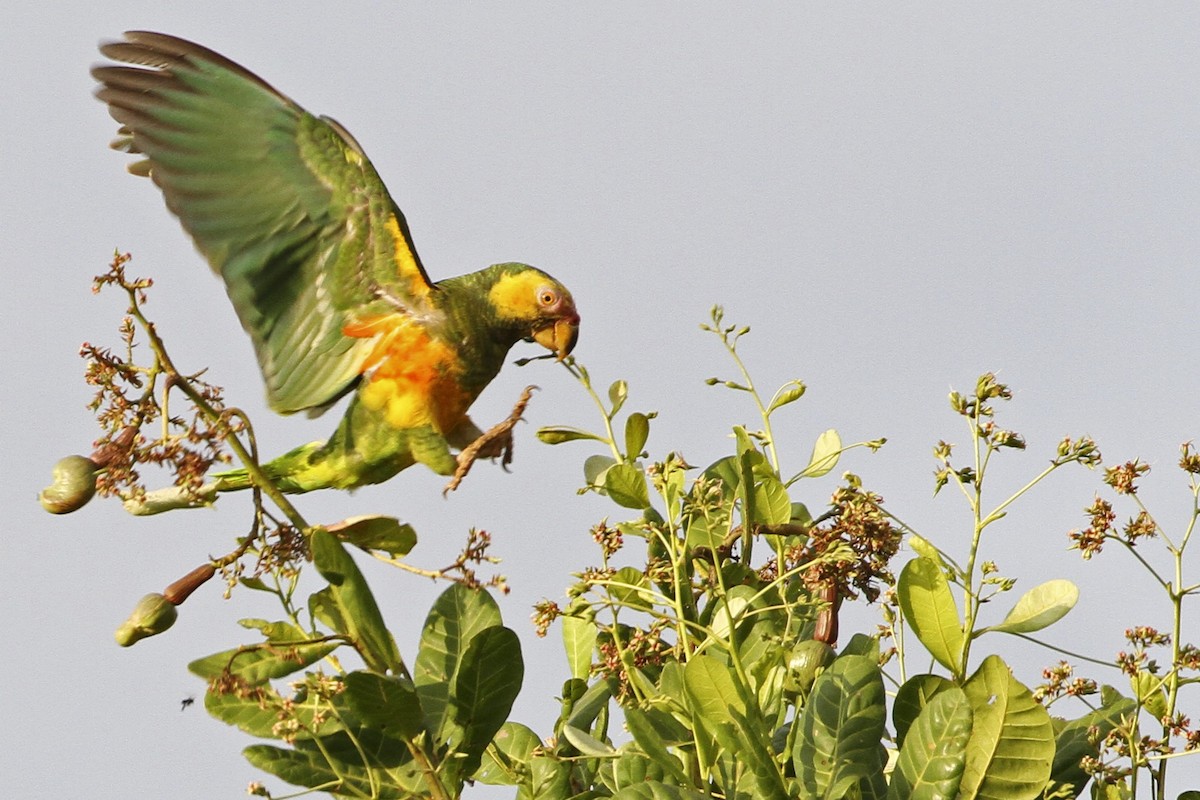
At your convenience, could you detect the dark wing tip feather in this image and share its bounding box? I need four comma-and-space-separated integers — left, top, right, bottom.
93, 32, 297, 132
99, 31, 287, 100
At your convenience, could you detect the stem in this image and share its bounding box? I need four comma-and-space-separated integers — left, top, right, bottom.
127, 290, 309, 531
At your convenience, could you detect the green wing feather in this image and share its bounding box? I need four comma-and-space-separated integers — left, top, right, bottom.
92, 31, 438, 414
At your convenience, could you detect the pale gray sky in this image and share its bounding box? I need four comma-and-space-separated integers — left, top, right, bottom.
3, 4, 1199, 797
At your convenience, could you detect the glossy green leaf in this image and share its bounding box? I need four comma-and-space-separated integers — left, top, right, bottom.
609, 566, 656, 611
893, 674, 956, 748
897, 557, 964, 675
447, 626, 524, 782
528, 754, 573, 798
1050, 691, 1136, 795
324, 514, 416, 557
706, 584, 755, 644
341, 671, 424, 738
625, 412, 651, 459
562, 723, 616, 756
243, 730, 416, 799
1131, 670, 1169, 720
766, 379, 806, 414
887, 687, 972, 800
908, 534, 946, 568
793, 654, 887, 799
188, 638, 339, 683
562, 611, 597, 681
733, 425, 759, 458
959, 655, 1054, 800
565, 678, 615, 733
984, 579, 1078, 635
536, 425, 606, 445
609, 379, 629, 416
612, 752, 668, 790
624, 708, 690, 783
609, 782, 714, 800
605, 462, 651, 509
310, 529, 401, 674
684, 653, 746, 721
799, 428, 841, 478
205, 681, 341, 739
684, 654, 786, 798
585, 454, 618, 485
752, 471, 792, 526
473, 721, 541, 785
413, 584, 503, 744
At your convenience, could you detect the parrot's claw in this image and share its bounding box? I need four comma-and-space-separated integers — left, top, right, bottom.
443, 385, 538, 495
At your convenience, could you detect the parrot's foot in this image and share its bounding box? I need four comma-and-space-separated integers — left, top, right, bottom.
443, 385, 538, 496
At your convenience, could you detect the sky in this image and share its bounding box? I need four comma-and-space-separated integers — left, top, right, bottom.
3, 3, 1199, 798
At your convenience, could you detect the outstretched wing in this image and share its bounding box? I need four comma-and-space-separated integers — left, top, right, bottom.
92, 31, 438, 414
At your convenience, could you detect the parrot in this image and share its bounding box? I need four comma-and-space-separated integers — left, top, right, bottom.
90, 31, 579, 507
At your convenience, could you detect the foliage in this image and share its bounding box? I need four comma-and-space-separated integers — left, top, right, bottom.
44, 254, 1200, 799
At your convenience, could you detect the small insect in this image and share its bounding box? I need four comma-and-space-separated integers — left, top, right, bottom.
180, 696, 195, 711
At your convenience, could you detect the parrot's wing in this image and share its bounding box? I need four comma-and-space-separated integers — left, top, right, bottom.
92, 31, 438, 414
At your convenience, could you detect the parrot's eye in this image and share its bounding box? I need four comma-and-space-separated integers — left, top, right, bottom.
537, 287, 558, 307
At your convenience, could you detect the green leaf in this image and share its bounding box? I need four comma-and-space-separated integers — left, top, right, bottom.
310, 529, 401, 674
1131, 670, 1169, 720
604, 462, 651, 509
446, 626, 524, 782
536, 425, 607, 445
584, 454, 618, 486
528, 754, 573, 798
766, 379, 806, 414
798, 428, 842, 479
685, 654, 786, 798
562, 723, 616, 756
565, 678, 615, 733
324, 514, 417, 557
205, 681, 342, 740
609, 566, 656, 611
610, 781, 715, 800
897, 557, 964, 675
684, 653, 746, 720
612, 751, 668, 789
706, 584, 756, 644
625, 412, 651, 459
244, 732, 415, 799
752, 471, 792, 525
793, 654, 888, 800
732, 425, 759, 458
893, 674, 957, 748
1050, 691, 1136, 795
413, 584, 503, 744
984, 579, 1078, 635
609, 379, 629, 416
908, 533, 946, 567
562, 611, 597, 681
473, 721, 541, 785
959, 655, 1054, 800
341, 671, 424, 739
624, 708, 690, 783
887, 687, 972, 800
188, 638, 339, 683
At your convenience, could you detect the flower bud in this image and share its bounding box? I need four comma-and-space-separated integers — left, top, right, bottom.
163, 563, 217, 605
39, 455, 99, 514
114, 593, 178, 647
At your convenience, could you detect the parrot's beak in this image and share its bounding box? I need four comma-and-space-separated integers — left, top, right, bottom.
532, 316, 579, 361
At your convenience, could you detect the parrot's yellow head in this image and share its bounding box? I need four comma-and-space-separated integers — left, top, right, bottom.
488, 265, 580, 360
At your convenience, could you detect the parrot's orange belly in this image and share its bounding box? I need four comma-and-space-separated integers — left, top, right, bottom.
344, 315, 469, 433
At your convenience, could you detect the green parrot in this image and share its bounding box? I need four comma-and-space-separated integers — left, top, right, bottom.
91, 31, 579, 509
